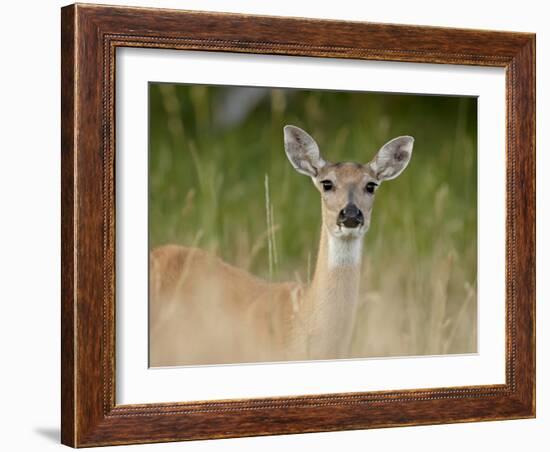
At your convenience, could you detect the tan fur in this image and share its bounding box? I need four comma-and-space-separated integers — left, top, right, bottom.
149, 245, 303, 365
149, 127, 413, 366
149, 165, 371, 365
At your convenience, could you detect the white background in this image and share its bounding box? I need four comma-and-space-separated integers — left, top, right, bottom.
0, 0, 546, 451
117, 50, 506, 404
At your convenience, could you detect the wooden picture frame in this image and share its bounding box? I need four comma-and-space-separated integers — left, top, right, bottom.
61, 3, 535, 447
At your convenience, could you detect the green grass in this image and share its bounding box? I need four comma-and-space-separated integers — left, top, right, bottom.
149, 83, 477, 357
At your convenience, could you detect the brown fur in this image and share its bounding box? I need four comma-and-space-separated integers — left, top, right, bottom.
149, 127, 413, 366
149, 245, 303, 366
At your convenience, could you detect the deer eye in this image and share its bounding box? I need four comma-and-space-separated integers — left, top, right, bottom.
321, 180, 334, 192
365, 182, 378, 194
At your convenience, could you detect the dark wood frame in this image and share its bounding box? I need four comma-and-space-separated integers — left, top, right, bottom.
61, 3, 536, 447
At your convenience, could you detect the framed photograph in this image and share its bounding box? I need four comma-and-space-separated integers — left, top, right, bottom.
61, 3, 535, 447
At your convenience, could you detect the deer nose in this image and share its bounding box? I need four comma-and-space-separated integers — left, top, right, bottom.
338, 203, 364, 228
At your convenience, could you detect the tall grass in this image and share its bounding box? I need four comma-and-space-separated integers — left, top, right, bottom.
149, 83, 477, 357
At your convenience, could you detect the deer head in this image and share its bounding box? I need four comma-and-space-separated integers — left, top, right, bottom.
283, 125, 414, 240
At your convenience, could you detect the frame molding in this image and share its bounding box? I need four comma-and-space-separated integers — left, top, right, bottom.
61, 3, 535, 447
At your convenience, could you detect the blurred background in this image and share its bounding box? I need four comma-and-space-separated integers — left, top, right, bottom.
149, 83, 477, 358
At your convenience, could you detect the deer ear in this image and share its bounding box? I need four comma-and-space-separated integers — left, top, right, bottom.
368, 136, 414, 181
284, 125, 326, 177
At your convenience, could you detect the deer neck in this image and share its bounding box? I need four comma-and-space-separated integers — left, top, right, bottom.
299, 221, 363, 358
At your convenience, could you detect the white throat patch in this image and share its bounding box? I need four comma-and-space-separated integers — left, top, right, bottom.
328, 235, 363, 269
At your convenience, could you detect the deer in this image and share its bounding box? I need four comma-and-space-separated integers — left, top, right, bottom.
149, 125, 414, 366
